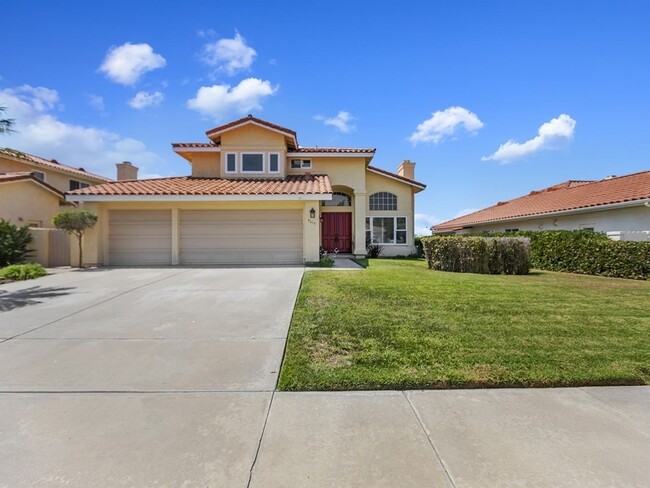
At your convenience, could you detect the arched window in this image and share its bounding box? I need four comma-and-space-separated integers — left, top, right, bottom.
323, 191, 352, 207
369, 192, 397, 211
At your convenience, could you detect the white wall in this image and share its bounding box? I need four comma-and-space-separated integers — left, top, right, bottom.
468, 205, 650, 238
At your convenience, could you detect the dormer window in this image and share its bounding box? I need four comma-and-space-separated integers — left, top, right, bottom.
269, 153, 280, 173
241, 153, 264, 173
291, 159, 311, 169
226, 153, 237, 173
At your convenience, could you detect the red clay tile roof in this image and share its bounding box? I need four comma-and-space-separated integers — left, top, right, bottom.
172, 142, 220, 149
0, 171, 67, 199
0, 148, 111, 182
67, 174, 332, 197
367, 165, 427, 189
206, 115, 297, 138
434, 170, 650, 231
289, 147, 376, 154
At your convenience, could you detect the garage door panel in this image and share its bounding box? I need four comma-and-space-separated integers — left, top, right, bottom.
109, 210, 172, 266
180, 210, 303, 265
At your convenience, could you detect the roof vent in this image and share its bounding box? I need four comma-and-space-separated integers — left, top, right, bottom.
51, 159, 59, 164
604, 175, 617, 180
496, 201, 507, 206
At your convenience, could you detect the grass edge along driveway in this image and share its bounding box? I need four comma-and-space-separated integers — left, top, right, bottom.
279, 259, 650, 391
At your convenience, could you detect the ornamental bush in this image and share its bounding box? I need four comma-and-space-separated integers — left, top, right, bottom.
0, 219, 32, 267
422, 236, 531, 275
0, 263, 47, 281
482, 230, 650, 280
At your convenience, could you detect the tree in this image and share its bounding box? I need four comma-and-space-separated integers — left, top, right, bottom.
0, 106, 14, 134
52, 210, 98, 268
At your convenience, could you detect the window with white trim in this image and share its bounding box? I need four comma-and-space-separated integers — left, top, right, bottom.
69, 179, 89, 191
241, 153, 264, 173
366, 216, 407, 245
32, 171, 45, 181
269, 153, 280, 173
291, 158, 311, 169
369, 192, 397, 211
226, 153, 237, 173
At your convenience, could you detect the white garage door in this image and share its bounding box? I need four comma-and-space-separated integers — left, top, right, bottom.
108, 210, 172, 265
180, 210, 303, 265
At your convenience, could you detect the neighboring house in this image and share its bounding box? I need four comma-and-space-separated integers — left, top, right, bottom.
0, 148, 111, 228
66, 115, 426, 266
433, 170, 650, 240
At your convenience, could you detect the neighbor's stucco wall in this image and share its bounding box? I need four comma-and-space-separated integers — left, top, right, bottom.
0, 180, 62, 227
78, 200, 320, 266
465, 205, 650, 235
0, 156, 106, 193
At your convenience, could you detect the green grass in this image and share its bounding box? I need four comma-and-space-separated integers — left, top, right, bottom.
279, 259, 650, 390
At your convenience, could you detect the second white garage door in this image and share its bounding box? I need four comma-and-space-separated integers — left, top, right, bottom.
180, 210, 303, 265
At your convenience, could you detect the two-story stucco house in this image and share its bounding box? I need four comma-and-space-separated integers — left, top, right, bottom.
0, 148, 111, 228
66, 115, 426, 266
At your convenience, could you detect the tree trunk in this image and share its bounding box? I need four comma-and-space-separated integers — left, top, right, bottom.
78, 233, 83, 268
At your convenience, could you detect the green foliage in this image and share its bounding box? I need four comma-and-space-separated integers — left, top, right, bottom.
0, 263, 47, 281
306, 255, 335, 267
53, 209, 98, 268
482, 230, 650, 280
0, 219, 33, 266
413, 235, 425, 257
422, 236, 531, 275
0, 106, 15, 134
366, 243, 384, 258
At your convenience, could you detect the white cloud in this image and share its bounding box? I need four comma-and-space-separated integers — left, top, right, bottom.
315, 111, 356, 133
201, 31, 256, 76
86, 94, 105, 111
0, 84, 164, 177
99, 42, 166, 86
187, 78, 277, 121
415, 213, 442, 235
410, 106, 484, 145
482, 114, 576, 163
128, 90, 164, 109
453, 208, 479, 219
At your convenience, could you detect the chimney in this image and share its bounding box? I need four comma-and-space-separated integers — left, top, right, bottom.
397, 160, 415, 180
116, 161, 138, 181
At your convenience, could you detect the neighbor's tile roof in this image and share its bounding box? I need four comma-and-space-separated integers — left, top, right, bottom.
0, 171, 66, 199
367, 165, 427, 189
67, 174, 332, 196
434, 170, 650, 231
206, 115, 297, 137
172, 142, 220, 148
289, 147, 376, 154
0, 148, 111, 182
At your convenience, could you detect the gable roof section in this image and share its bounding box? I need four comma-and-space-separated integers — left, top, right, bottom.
205, 115, 298, 149
66, 174, 332, 201
367, 165, 427, 190
0, 171, 68, 202
0, 148, 111, 183
434, 170, 650, 231
289, 147, 376, 154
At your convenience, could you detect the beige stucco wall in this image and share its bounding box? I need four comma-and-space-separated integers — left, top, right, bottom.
79, 200, 320, 266
460, 205, 650, 235
0, 156, 106, 193
190, 152, 222, 178
0, 180, 62, 228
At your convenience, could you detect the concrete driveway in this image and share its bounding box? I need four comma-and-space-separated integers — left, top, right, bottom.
1, 268, 649, 487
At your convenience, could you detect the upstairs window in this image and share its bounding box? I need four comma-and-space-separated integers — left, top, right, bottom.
269, 153, 280, 173
32, 171, 45, 181
241, 153, 264, 173
323, 192, 351, 207
291, 159, 312, 169
69, 180, 89, 191
369, 192, 397, 211
226, 153, 237, 173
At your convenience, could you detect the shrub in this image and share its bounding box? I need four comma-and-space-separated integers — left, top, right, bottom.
0, 263, 47, 281
0, 219, 32, 267
413, 235, 425, 258
482, 230, 650, 280
422, 236, 531, 275
366, 243, 384, 258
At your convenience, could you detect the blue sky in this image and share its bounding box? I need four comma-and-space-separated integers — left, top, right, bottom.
2, 1, 649, 233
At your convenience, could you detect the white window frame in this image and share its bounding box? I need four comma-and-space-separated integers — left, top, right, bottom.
240, 152, 266, 174
225, 153, 238, 174
290, 158, 312, 169
32, 171, 45, 181
366, 216, 408, 245
369, 192, 398, 211
268, 152, 281, 174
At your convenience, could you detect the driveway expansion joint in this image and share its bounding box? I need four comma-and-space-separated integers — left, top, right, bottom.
578, 387, 650, 439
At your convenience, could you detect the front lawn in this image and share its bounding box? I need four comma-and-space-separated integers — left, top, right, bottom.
279, 259, 650, 390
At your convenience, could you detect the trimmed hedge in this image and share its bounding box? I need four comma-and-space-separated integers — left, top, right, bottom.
422, 236, 531, 275
482, 230, 650, 280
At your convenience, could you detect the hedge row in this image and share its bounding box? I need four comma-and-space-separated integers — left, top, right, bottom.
422, 236, 531, 275
481, 230, 650, 280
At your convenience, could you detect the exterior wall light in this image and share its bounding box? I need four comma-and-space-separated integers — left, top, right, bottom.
309, 208, 316, 219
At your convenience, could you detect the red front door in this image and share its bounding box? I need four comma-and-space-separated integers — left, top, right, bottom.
321, 213, 352, 253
